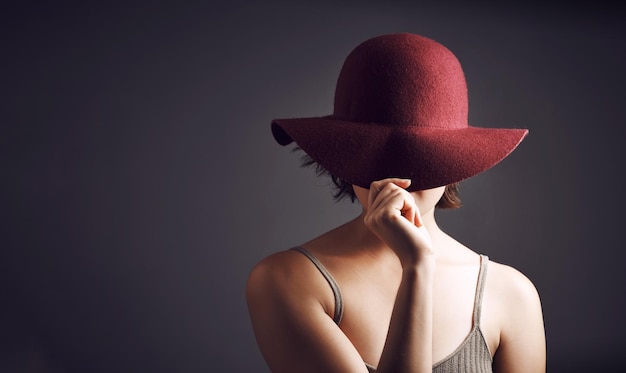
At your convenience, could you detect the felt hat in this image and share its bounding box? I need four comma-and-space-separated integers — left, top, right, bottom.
271, 33, 528, 191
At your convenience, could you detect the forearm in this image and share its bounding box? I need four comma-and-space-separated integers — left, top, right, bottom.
376, 259, 435, 373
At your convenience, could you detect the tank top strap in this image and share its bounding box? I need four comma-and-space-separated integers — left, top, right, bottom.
473, 254, 489, 327
290, 247, 344, 324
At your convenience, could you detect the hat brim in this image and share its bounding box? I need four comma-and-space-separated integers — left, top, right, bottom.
272, 116, 528, 191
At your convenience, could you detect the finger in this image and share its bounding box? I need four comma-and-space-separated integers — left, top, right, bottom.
370, 178, 411, 192
399, 193, 422, 227
369, 186, 399, 213
372, 187, 423, 228
412, 207, 423, 227
371, 187, 420, 224
369, 183, 406, 212
368, 178, 411, 208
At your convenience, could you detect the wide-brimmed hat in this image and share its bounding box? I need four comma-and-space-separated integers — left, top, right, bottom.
271, 33, 528, 191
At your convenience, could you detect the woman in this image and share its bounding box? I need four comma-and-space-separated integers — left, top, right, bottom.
247, 33, 546, 373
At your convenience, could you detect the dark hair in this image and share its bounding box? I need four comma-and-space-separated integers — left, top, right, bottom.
295, 147, 462, 208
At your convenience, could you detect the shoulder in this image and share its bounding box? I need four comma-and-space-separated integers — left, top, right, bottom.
486, 260, 542, 313
487, 260, 540, 297
246, 249, 336, 320
485, 260, 543, 331
247, 249, 302, 290
486, 259, 546, 371
246, 250, 367, 373
247, 250, 305, 302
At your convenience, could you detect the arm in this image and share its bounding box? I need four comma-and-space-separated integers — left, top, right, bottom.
364, 178, 435, 372
246, 252, 370, 373
247, 178, 434, 373
375, 259, 434, 372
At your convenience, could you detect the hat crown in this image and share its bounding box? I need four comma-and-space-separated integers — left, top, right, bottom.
333, 33, 468, 128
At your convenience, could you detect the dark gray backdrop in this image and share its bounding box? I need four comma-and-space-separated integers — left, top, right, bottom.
2, 1, 625, 372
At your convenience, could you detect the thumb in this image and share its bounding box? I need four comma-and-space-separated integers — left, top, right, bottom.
392, 178, 412, 189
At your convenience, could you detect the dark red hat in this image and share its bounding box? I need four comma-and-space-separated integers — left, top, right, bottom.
271, 33, 528, 191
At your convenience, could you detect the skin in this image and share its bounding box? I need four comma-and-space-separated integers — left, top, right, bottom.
247, 178, 546, 373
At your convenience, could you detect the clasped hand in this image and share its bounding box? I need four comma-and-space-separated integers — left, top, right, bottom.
363, 178, 435, 267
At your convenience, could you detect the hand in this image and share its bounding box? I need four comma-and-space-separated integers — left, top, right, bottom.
363, 178, 434, 267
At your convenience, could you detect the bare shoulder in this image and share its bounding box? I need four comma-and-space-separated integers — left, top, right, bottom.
246, 249, 369, 373
247, 250, 301, 291
486, 260, 546, 373
486, 260, 543, 330
246, 249, 337, 328
486, 260, 542, 313
246, 249, 331, 306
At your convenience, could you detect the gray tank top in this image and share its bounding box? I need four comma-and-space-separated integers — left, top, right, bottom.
292, 247, 493, 373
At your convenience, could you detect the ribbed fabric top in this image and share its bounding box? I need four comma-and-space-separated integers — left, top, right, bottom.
291, 247, 493, 373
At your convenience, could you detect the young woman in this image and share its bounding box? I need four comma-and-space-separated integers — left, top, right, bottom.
247, 33, 546, 373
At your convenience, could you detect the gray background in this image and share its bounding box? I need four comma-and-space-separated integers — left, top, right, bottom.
2, 1, 625, 372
